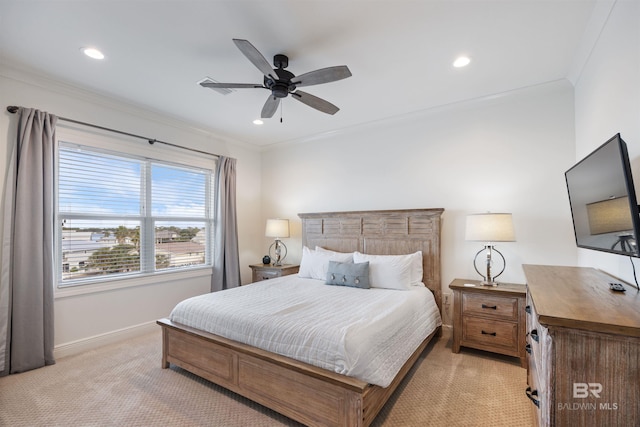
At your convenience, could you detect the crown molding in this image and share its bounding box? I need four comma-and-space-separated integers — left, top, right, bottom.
262, 79, 573, 152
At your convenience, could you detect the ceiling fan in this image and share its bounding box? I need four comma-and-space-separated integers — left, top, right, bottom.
200, 39, 352, 118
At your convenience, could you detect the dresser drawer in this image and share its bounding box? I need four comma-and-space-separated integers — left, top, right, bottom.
462, 292, 519, 320
526, 325, 553, 427
462, 316, 518, 351
526, 352, 544, 426
525, 290, 551, 399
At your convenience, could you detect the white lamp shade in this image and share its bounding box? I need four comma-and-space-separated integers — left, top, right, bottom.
466, 213, 515, 242
265, 218, 290, 238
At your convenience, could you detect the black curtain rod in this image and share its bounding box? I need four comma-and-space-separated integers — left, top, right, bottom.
6, 105, 220, 159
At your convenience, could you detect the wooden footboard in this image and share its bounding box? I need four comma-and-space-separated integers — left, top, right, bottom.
158, 318, 439, 427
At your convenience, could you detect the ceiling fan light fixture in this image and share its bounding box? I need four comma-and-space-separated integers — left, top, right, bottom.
253, 119, 264, 125
453, 56, 471, 68
82, 47, 105, 60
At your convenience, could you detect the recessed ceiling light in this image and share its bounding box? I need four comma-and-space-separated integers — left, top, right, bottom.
253, 119, 264, 125
453, 56, 471, 68
82, 47, 105, 60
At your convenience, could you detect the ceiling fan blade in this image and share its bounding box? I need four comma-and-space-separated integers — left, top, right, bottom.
293, 66, 352, 87
233, 39, 277, 80
291, 91, 340, 115
261, 95, 280, 118
200, 82, 263, 89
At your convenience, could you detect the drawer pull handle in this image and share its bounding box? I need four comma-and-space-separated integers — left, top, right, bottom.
481, 304, 497, 310
481, 330, 497, 336
526, 387, 540, 408
525, 305, 531, 314
525, 344, 532, 354
528, 329, 539, 342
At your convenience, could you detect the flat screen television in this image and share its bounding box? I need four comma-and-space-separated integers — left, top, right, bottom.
565, 133, 640, 257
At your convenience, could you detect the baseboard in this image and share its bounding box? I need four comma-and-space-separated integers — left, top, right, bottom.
54, 321, 158, 359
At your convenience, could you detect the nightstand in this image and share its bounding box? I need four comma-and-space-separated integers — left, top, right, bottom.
449, 278, 526, 367
249, 264, 299, 283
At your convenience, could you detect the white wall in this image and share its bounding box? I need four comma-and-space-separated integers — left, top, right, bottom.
0, 65, 263, 354
574, 0, 640, 283
262, 80, 579, 323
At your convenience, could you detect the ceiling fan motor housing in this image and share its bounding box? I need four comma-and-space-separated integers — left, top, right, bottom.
264, 65, 296, 98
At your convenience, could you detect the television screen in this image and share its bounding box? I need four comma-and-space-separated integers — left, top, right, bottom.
565, 133, 640, 257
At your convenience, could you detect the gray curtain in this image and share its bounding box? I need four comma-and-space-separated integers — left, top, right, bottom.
211, 156, 240, 292
0, 108, 57, 376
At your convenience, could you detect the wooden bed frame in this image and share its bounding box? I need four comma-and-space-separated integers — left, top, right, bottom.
157, 208, 444, 426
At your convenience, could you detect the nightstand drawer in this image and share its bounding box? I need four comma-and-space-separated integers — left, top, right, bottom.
462, 293, 519, 321
462, 317, 518, 351
253, 269, 280, 282
249, 264, 300, 283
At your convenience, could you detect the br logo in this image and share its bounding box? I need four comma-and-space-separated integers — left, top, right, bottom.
573, 383, 602, 398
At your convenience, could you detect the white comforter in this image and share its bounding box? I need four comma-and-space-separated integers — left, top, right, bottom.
169, 275, 442, 387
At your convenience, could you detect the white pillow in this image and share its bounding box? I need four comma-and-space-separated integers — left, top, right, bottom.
315, 246, 354, 257
352, 251, 423, 290
407, 251, 423, 285
298, 246, 353, 280
355, 251, 422, 285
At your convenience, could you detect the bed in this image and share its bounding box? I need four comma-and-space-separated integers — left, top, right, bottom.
157, 208, 444, 426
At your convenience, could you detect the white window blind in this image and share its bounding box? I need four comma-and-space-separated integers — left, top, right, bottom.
57, 142, 214, 286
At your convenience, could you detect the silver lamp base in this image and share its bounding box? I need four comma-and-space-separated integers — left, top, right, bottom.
473, 244, 506, 286
269, 239, 288, 266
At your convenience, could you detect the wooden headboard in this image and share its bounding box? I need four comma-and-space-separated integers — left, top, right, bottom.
298, 208, 444, 313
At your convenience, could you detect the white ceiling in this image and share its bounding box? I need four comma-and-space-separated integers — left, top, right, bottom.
0, 0, 599, 147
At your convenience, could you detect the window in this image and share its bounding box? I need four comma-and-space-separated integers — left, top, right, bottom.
56, 134, 216, 287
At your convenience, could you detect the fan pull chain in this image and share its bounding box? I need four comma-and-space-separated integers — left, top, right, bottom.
280, 101, 283, 123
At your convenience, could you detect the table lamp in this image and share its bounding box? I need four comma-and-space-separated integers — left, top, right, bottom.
465, 213, 515, 286
265, 218, 289, 266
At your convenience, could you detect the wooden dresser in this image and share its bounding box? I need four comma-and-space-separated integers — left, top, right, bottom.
523, 264, 640, 426
449, 278, 527, 367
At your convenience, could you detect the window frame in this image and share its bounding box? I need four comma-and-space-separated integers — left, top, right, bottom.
54, 125, 217, 296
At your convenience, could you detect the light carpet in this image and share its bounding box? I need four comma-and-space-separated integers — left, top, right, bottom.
0, 327, 534, 426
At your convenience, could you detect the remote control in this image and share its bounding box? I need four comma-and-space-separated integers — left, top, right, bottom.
609, 282, 626, 292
